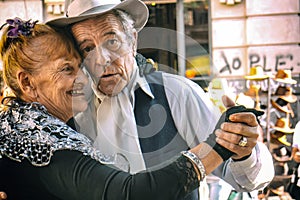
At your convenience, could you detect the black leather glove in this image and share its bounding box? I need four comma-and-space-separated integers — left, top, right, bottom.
205, 105, 264, 161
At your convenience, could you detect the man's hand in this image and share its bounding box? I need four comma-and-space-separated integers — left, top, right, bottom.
216, 95, 262, 160
215, 111, 260, 160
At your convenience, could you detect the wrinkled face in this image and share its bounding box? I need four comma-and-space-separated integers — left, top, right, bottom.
32, 52, 89, 122
71, 13, 136, 96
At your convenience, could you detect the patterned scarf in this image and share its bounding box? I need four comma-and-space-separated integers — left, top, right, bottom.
0, 99, 128, 170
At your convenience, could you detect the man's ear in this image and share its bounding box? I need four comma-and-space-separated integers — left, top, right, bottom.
17, 71, 37, 101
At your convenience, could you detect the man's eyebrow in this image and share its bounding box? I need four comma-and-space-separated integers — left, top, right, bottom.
77, 31, 116, 47
77, 40, 87, 47
104, 31, 116, 36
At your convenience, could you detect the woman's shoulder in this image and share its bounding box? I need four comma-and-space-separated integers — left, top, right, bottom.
0, 99, 118, 168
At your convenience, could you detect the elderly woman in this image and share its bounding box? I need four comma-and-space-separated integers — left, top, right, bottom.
0, 18, 250, 200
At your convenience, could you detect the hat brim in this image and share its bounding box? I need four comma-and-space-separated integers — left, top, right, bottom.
270, 187, 285, 196
277, 136, 291, 146
271, 133, 291, 146
271, 99, 291, 113
273, 155, 290, 162
244, 75, 269, 80
274, 78, 297, 85
272, 127, 294, 134
46, 0, 149, 32
279, 95, 297, 103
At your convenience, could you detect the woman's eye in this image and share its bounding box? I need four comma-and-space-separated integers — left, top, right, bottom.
106, 39, 121, 51
62, 65, 73, 73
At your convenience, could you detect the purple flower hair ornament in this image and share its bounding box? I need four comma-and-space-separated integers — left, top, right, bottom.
1, 17, 38, 39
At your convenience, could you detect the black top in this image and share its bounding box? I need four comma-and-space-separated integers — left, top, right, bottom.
0, 99, 199, 200
0, 150, 198, 200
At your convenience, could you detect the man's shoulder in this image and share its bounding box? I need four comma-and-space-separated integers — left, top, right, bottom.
161, 71, 201, 89
143, 71, 206, 99
146, 71, 192, 84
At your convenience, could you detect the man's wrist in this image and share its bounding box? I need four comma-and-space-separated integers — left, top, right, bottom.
204, 131, 233, 161
232, 153, 252, 162
231, 147, 257, 166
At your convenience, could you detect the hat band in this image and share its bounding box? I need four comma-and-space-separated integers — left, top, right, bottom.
276, 98, 288, 106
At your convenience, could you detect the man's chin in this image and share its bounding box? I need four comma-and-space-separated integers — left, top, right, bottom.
98, 84, 126, 96
100, 90, 121, 97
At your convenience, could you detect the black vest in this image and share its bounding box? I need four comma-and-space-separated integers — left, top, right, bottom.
134, 72, 189, 168
134, 72, 199, 200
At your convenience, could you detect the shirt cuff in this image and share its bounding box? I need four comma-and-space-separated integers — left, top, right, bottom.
231, 147, 257, 168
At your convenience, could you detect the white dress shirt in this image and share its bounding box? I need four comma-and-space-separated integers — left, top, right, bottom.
75, 61, 274, 191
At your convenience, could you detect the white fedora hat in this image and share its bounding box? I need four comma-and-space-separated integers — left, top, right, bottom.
46, 0, 149, 32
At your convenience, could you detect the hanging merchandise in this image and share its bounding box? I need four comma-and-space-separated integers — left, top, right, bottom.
244, 84, 260, 97
272, 146, 291, 162
272, 146, 291, 176
266, 179, 293, 199
244, 65, 269, 81
272, 117, 295, 134
275, 86, 298, 104
287, 164, 300, 200
243, 66, 270, 112
247, 84, 263, 111
274, 69, 297, 85
270, 131, 291, 146
271, 97, 294, 118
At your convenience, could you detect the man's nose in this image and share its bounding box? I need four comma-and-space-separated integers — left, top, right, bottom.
96, 46, 111, 67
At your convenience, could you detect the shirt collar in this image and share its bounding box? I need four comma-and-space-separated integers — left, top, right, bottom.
134, 69, 154, 100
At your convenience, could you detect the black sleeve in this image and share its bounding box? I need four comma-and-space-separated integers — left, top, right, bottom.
41, 150, 199, 200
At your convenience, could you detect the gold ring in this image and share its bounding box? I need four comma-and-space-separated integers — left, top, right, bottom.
238, 136, 247, 147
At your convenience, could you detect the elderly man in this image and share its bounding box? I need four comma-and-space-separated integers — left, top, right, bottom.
47, 0, 273, 199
